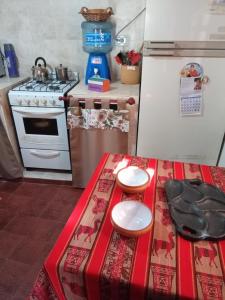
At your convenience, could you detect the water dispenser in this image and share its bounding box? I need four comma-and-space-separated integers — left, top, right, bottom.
80, 7, 114, 84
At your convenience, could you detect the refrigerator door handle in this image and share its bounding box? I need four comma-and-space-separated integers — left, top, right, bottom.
143, 41, 176, 56
144, 41, 176, 49
144, 49, 175, 56
143, 41, 225, 57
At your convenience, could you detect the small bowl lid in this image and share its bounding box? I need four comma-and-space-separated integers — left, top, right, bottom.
117, 166, 150, 188
111, 200, 152, 232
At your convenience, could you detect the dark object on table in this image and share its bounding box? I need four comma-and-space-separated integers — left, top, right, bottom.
165, 179, 225, 240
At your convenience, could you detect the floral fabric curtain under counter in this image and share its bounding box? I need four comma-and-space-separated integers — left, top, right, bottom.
67, 108, 129, 132
68, 98, 137, 188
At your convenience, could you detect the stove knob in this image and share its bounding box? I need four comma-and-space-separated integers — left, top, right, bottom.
35, 100, 39, 106
52, 100, 56, 106
43, 100, 47, 106
59, 96, 70, 102
17, 100, 22, 105
26, 100, 31, 105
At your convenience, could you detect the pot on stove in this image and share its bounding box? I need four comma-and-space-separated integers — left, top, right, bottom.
55, 64, 69, 81
32, 57, 48, 82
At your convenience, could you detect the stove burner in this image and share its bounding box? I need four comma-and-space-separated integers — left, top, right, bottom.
25, 85, 33, 90
49, 85, 60, 91
11, 74, 79, 94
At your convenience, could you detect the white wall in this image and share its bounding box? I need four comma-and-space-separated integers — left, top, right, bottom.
0, 0, 146, 81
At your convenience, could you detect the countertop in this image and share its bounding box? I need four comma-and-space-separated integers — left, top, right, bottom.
0, 76, 28, 91
68, 80, 140, 100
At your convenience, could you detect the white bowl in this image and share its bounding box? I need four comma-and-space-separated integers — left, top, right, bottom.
117, 166, 149, 187
111, 200, 153, 237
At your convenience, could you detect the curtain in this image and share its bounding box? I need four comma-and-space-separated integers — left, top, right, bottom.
68, 98, 137, 188
0, 117, 23, 179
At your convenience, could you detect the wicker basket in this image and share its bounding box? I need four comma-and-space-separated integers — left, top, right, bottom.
120, 65, 140, 85
79, 7, 113, 22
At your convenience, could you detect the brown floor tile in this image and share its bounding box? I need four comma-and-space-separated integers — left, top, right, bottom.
0, 192, 11, 202
0, 258, 6, 272
54, 186, 83, 203
0, 231, 25, 259
13, 263, 44, 300
12, 285, 36, 300
3, 216, 40, 237
0, 259, 30, 295
48, 222, 66, 245
40, 187, 82, 222
8, 194, 49, 217
0, 178, 84, 299
14, 182, 44, 198
0, 193, 11, 207
0, 286, 15, 300
9, 239, 49, 265
0, 208, 16, 230
41, 196, 77, 223
0, 181, 21, 194
4, 216, 64, 241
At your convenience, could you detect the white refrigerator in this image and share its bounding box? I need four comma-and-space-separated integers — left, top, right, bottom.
137, 0, 225, 166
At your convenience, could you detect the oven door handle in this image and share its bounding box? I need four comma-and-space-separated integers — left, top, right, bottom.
12, 107, 64, 117
30, 150, 60, 158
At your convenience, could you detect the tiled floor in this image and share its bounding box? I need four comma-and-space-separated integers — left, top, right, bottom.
0, 179, 83, 299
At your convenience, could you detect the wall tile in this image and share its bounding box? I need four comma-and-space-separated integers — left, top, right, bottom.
0, 0, 146, 79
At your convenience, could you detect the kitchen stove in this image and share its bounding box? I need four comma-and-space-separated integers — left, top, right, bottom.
12, 78, 77, 93
9, 75, 79, 106
8, 74, 79, 171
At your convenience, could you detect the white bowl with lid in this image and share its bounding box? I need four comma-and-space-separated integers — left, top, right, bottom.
111, 200, 153, 237
116, 166, 150, 193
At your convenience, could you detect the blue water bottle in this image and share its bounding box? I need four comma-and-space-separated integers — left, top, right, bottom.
4, 44, 19, 77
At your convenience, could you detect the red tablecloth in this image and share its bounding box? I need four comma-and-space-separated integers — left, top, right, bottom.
29, 153, 225, 300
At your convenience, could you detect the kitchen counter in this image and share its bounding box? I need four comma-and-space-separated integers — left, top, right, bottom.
68, 80, 140, 187
0, 76, 28, 91
0, 76, 28, 169
68, 80, 140, 103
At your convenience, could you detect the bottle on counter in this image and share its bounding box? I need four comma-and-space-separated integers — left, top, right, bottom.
0, 47, 6, 77
4, 44, 19, 77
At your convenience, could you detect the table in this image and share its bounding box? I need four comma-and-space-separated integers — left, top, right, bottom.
29, 153, 225, 300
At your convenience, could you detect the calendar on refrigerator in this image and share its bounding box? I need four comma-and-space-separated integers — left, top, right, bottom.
179, 70, 203, 117
180, 95, 202, 116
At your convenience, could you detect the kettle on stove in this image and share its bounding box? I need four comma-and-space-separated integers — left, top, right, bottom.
32, 57, 48, 82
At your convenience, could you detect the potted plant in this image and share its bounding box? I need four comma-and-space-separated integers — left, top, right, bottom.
114, 50, 142, 84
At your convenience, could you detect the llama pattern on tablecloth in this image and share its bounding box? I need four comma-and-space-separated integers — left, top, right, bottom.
60, 154, 118, 299
149, 159, 176, 298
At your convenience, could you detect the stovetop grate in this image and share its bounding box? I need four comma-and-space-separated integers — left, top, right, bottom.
12, 79, 79, 93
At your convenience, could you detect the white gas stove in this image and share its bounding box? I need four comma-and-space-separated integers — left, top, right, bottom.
9, 74, 79, 171
9, 75, 79, 107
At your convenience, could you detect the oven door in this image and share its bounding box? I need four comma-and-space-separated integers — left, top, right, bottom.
12, 106, 69, 150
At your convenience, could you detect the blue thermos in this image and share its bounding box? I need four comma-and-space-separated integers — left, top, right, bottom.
4, 44, 19, 77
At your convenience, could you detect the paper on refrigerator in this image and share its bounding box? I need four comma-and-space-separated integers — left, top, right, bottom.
180, 63, 204, 116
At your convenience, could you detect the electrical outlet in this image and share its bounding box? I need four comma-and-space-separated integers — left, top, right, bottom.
115, 35, 128, 46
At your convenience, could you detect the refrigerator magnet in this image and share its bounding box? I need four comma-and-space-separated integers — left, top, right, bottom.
202, 75, 209, 84
180, 63, 203, 78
